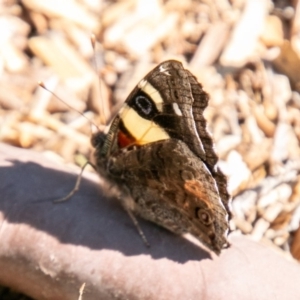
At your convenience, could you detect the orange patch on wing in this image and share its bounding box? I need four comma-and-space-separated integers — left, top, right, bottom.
118, 130, 136, 148
184, 180, 213, 209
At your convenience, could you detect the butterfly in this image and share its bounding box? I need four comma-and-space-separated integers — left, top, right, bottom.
91, 60, 231, 254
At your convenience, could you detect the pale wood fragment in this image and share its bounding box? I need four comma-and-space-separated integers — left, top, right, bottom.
252, 104, 276, 137
258, 184, 292, 209
216, 134, 241, 156
22, 0, 100, 32
1, 43, 28, 72
190, 22, 229, 67
29, 80, 90, 146
123, 13, 179, 56
29, 111, 90, 146
260, 15, 284, 47
0, 113, 22, 146
233, 218, 253, 234
0, 85, 24, 110
101, 0, 137, 28
273, 41, 300, 91
50, 20, 93, 58
220, 0, 269, 67
220, 150, 251, 194
252, 218, 270, 240
104, 13, 142, 48
232, 190, 257, 219
272, 123, 300, 163
289, 204, 300, 233
244, 115, 265, 144
263, 202, 284, 223
17, 122, 53, 148
273, 232, 289, 247
28, 35, 95, 97
28, 11, 48, 34
271, 73, 292, 117
0, 15, 30, 46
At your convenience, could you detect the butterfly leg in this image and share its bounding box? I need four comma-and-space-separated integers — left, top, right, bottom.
54, 161, 96, 203
123, 206, 150, 247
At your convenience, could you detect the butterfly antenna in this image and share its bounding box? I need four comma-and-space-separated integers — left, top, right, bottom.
38, 81, 100, 131
91, 34, 107, 126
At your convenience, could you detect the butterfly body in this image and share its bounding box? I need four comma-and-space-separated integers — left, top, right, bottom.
92, 60, 231, 254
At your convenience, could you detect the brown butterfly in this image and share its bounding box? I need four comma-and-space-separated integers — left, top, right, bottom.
92, 60, 231, 254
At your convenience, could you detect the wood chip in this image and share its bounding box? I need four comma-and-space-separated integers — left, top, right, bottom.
291, 226, 300, 261
220, 0, 269, 67
22, 0, 100, 32
258, 183, 292, 209
28, 35, 95, 98
273, 41, 300, 91
260, 15, 284, 47
252, 218, 270, 240
123, 13, 179, 56
190, 22, 229, 67
263, 202, 284, 223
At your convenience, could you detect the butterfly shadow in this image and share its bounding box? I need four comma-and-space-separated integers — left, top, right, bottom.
0, 158, 211, 263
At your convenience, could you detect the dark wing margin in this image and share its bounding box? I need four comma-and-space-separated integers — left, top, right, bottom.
187, 70, 232, 220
